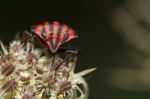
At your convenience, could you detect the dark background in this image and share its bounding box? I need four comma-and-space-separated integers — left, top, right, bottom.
0, 0, 150, 99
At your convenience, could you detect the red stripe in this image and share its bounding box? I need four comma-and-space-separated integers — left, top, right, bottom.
69, 29, 75, 38
66, 28, 75, 42
44, 21, 50, 41
60, 24, 68, 42
52, 21, 59, 38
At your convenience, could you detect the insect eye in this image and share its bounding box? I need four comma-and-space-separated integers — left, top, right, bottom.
28, 31, 35, 37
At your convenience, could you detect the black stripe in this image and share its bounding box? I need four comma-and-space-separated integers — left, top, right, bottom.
50, 22, 54, 34
41, 25, 46, 40
49, 22, 54, 52
74, 31, 78, 38
54, 23, 63, 50
58, 23, 63, 38
50, 38, 54, 51
63, 28, 70, 43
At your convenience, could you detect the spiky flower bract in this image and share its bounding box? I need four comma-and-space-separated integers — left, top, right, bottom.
0, 40, 96, 99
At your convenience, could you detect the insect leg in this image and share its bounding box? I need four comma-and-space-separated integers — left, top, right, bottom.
19, 31, 31, 42
65, 47, 79, 61
50, 48, 78, 72
29, 34, 37, 48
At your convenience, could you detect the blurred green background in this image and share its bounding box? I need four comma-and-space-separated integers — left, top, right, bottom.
1, 0, 150, 99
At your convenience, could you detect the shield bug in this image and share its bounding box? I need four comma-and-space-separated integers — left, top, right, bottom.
23, 21, 78, 53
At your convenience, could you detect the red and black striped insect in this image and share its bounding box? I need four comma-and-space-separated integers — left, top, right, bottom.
24, 21, 78, 53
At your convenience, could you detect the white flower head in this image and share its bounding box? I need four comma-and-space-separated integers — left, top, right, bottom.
20, 71, 30, 78
0, 40, 95, 99
9, 41, 24, 56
